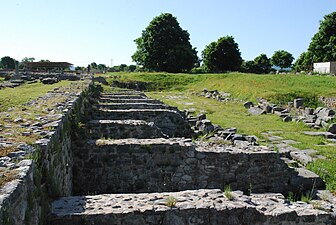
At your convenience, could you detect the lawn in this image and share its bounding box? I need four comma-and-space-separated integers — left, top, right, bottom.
0, 80, 72, 112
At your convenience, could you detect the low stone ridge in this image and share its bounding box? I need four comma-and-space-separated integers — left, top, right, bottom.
99, 97, 163, 104
50, 189, 336, 225
95, 108, 192, 137
96, 102, 175, 110
86, 119, 167, 139
99, 94, 146, 99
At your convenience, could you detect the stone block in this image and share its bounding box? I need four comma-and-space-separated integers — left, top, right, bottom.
248, 107, 266, 115
328, 123, 336, 134
243, 101, 254, 109
294, 98, 304, 108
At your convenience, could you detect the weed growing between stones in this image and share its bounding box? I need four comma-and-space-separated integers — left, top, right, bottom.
165, 196, 177, 207
224, 185, 234, 200
287, 192, 296, 202
301, 193, 313, 203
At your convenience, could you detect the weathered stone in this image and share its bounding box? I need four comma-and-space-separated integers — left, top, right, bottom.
327, 123, 336, 134
283, 116, 292, 122
50, 189, 336, 225
243, 101, 254, 109
248, 107, 266, 115
294, 98, 304, 108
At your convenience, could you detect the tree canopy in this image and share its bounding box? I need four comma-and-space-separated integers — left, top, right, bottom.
270, 50, 294, 70
241, 54, 272, 74
132, 13, 198, 73
0, 56, 16, 69
308, 11, 336, 62
202, 36, 242, 73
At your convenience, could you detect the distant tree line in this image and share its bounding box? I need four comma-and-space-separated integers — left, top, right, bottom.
0, 56, 53, 70
132, 12, 335, 74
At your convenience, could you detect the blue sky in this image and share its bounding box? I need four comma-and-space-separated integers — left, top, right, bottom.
1, 0, 335, 67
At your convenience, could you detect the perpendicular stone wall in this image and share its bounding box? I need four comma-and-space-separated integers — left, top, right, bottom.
86, 120, 167, 139
72, 139, 297, 195
94, 109, 193, 137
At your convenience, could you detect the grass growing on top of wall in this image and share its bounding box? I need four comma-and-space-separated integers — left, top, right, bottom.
0, 80, 72, 112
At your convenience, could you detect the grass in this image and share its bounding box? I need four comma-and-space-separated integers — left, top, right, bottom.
224, 185, 234, 200
165, 196, 177, 207
0, 80, 72, 112
0, 80, 88, 156
104, 72, 336, 107
102, 71, 336, 193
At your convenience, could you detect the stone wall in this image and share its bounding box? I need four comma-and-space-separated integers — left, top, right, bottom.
0, 79, 94, 225
73, 138, 299, 195
94, 109, 193, 137
50, 189, 336, 225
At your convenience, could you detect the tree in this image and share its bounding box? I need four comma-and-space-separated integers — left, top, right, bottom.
202, 36, 242, 73
97, 64, 107, 71
132, 13, 198, 73
0, 56, 16, 69
128, 65, 137, 72
293, 52, 313, 72
39, 59, 50, 62
241, 60, 255, 73
254, 54, 272, 74
119, 64, 127, 71
308, 11, 336, 62
90, 62, 97, 69
271, 50, 294, 70
21, 57, 35, 62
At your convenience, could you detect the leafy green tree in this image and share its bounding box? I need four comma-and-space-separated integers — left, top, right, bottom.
90, 62, 97, 69
202, 36, 242, 73
21, 57, 35, 62
293, 52, 313, 72
128, 65, 137, 72
254, 54, 272, 74
0, 56, 16, 69
119, 64, 127, 71
97, 64, 107, 71
271, 50, 294, 70
308, 11, 336, 62
241, 60, 257, 73
132, 13, 198, 73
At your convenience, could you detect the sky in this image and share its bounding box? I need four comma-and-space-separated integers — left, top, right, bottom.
1, 0, 335, 67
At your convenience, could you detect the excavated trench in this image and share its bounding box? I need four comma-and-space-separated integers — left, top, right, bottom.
49, 90, 335, 225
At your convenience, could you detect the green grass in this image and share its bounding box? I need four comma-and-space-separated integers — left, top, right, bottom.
0, 80, 71, 112
105, 72, 336, 107
104, 71, 336, 193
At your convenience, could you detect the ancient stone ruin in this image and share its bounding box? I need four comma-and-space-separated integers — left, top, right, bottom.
0, 82, 335, 225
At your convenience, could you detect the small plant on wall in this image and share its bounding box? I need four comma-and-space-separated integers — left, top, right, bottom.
165, 196, 177, 207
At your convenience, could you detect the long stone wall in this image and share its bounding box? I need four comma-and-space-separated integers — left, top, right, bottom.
72, 138, 312, 196
51, 189, 336, 225
0, 78, 94, 225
